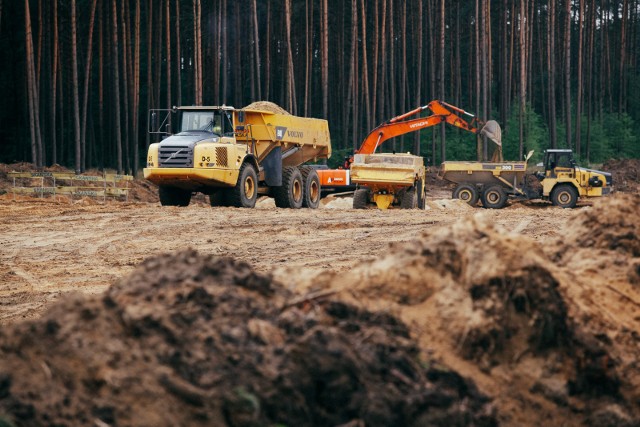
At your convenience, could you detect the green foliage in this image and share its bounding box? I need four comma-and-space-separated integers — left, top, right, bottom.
502, 104, 546, 164
577, 112, 639, 164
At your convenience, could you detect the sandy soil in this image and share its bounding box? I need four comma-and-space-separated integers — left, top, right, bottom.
0, 193, 574, 326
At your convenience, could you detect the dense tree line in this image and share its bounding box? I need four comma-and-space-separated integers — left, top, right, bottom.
1, 0, 639, 174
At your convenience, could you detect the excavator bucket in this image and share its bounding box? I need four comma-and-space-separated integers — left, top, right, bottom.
480, 120, 502, 147
480, 120, 503, 162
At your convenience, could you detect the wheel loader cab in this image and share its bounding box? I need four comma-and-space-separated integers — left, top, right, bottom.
544, 149, 575, 178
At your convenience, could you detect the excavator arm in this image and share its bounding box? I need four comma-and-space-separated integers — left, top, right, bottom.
354, 100, 502, 161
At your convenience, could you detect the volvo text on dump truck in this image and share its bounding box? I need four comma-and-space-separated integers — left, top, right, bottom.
144, 105, 331, 208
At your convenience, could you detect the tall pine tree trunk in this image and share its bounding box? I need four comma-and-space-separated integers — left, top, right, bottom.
564, 0, 572, 149
71, 0, 82, 173
576, 0, 585, 157
112, 0, 123, 173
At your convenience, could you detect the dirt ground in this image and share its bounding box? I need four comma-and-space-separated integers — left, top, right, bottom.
0, 161, 639, 426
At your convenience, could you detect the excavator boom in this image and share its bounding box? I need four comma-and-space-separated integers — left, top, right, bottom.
355, 100, 483, 155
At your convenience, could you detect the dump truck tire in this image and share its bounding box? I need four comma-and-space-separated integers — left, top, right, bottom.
300, 166, 321, 209
274, 166, 304, 209
400, 188, 418, 209
353, 188, 369, 209
481, 185, 507, 209
416, 178, 426, 209
209, 190, 231, 207
228, 163, 258, 208
452, 184, 480, 206
159, 186, 191, 207
551, 184, 578, 208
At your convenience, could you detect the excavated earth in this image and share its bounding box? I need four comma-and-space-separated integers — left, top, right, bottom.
0, 162, 639, 426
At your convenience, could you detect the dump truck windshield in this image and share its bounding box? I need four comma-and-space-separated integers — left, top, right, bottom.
180, 111, 221, 134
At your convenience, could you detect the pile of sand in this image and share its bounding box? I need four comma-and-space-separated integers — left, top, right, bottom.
244, 101, 290, 115
311, 193, 640, 425
0, 251, 495, 426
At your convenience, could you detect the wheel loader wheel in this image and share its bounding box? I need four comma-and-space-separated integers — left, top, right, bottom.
400, 188, 418, 209
159, 186, 191, 207
551, 184, 578, 208
452, 183, 479, 206
229, 163, 258, 208
273, 166, 303, 208
481, 185, 507, 209
353, 188, 369, 209
300, 166, 321, 209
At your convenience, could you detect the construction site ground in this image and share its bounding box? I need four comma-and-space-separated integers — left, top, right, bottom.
1, 160, 639, 426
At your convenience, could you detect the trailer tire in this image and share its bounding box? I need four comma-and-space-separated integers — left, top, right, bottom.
353, 188, 369, 209
159, 186, 191, 207
481, 185, 508, 209
551, 184, 578, 208
300, 166, 321, 209
416, 178, 426, 209
400, 188, 418, 209
452, 183, 479, 206
229, 163, 258, 208
274, 166, 304, 208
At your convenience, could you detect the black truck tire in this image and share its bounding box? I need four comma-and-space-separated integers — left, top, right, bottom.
400, 187, 418, 209
159, 186, 191, 207
481, 185, 508, 209
353, 188, 369, 209
300, 166, 321, 209
229, 163, 258, 208
274, 166, 304, 208
551, 184, 578, 208
452, 183, 480, 206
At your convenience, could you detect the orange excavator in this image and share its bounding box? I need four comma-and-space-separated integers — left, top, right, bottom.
317, 100, 502, 198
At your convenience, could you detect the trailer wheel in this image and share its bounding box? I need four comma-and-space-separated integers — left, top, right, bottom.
452, 184, 479, 206
400, 188, 418, 209
481, 185, 507, 209
229, 163, 258, 208
300, 166, 321, 209
353, 188, 369, 209
416, 178, 426, 209
551, 184, 578, 208
159, 186, 191, 207
274, 166, 304, 208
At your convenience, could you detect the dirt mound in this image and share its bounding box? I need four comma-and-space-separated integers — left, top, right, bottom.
602, 158, 640, 192
313, 194, 640, 425
244, 101, 290, 115
0, 250, 496, 427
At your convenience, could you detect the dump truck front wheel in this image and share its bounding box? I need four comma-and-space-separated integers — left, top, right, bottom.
453, 184, 479, 206
353, 188, 369, 209
481, 185, 507, 209
274, 166, 304, 208
230, 163, 258, 208
159, 186, 191, 207
300, 166, 321, 209
551, 184, 578, 208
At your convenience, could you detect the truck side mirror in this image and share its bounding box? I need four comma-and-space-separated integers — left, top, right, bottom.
151, 112, 158, 132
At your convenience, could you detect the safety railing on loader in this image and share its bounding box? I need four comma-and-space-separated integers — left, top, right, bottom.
8, 172, 133, 202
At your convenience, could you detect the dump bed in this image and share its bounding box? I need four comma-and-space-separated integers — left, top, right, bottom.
234, 109, 331, 167
351, 153, 425, 187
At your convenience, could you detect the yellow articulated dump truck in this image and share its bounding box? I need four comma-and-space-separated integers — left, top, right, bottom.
144, 104, 331, 208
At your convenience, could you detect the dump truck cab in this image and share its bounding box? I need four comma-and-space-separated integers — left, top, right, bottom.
539, 149, 612, 208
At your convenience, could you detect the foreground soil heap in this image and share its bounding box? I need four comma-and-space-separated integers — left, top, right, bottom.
0, 252, 495, 426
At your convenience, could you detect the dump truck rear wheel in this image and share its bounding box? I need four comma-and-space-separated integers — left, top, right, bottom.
551, 184, 578, 208
453, 184, 479, 206
416, 178, 426, 209
274, 166, 304, 208
159, 186, 191, 207
400, 188, 418, 209
353, 188, 369, 209
481, 185, 507, 209
300, 166, 321, 209
229, 163, 258, 208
